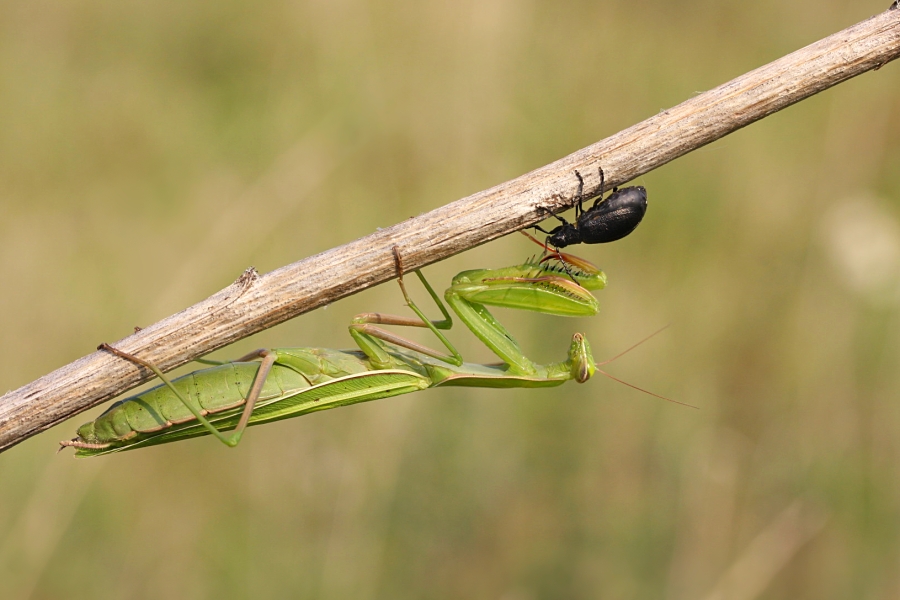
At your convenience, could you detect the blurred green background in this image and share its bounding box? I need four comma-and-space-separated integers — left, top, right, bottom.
2, 0, 900, 598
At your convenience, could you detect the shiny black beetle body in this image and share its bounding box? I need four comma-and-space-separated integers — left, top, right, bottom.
537, 169, 647, 249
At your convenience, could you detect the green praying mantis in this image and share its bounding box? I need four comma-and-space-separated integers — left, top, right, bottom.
61, 233, 680, 457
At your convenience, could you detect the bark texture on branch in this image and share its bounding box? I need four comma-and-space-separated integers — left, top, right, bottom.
2, 8, 899, 453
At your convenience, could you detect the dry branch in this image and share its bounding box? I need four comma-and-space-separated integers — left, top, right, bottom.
2, 8, 900, 454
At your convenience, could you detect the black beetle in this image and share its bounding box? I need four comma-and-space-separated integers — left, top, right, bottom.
536, 168, 647, 249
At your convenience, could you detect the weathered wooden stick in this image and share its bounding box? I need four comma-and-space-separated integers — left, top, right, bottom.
2, 7, 899, 454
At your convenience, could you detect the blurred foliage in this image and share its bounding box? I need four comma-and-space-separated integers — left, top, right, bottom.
2, 0, 900, 598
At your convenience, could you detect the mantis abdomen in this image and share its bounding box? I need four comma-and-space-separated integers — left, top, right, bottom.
75, 362, 313, 448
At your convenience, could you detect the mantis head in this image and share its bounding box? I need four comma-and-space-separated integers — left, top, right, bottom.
568, 333, 596, 383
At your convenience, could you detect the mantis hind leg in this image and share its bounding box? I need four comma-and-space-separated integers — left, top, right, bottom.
97, 344, 277, 448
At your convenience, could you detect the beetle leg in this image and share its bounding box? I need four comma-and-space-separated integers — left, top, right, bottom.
590, 167, 608, 208
573, 170, 586, 219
